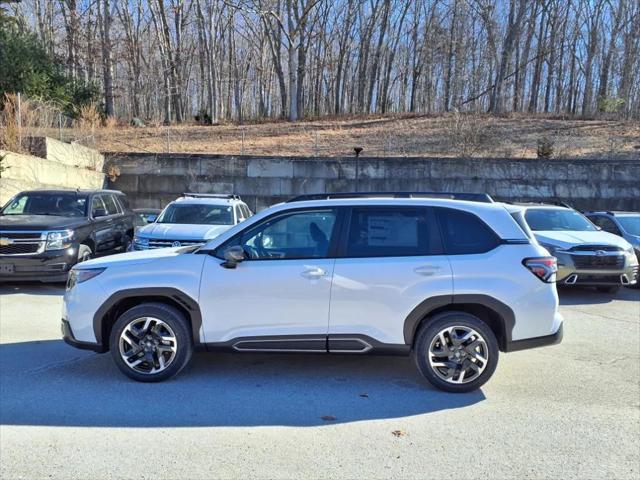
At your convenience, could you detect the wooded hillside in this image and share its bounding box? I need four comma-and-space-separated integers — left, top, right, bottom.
6, 0, 640, 124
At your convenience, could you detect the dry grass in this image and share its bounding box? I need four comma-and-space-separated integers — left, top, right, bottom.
34, 113, 640, 159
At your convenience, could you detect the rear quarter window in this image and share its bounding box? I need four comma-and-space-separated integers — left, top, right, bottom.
436, 207, 500, 255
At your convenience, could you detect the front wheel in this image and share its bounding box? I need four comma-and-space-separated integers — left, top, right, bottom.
413, 312, 499, 393
109, 303, 193, 382
77, 244, 92, 263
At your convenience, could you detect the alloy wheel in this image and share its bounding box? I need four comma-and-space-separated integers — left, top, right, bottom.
119, 317, 178, 374
427, 325, 489, 384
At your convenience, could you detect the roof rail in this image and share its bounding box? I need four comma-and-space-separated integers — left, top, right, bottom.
286, 192, 494, 203
507, 200, 575, 209
182, 193, 241, 200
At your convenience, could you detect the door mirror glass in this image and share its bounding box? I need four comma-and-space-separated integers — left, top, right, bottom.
222, 245, 246, 268
93, 208, 107, 218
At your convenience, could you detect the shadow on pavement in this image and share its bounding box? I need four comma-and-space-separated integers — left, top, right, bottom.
0, 283, 65, 296
558, 285, 639, 305
0, 339, 484, 428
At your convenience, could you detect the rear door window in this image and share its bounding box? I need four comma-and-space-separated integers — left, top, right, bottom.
344, 207, 441, 257
436, 208, 499, 255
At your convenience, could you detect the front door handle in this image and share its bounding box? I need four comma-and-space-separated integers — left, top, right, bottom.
301, 267, 327, 279
414, 265, 442, 276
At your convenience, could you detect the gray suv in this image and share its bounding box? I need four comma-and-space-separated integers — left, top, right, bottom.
506, 204, 639, 293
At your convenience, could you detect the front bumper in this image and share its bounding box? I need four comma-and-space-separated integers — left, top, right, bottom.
0, 246, 80, 282
555, 251, 638, 286
61, 319, 104, 352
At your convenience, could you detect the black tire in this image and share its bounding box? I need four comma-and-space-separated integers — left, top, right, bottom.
109, 303, 193, 382
121, 234, 132, 252
596, 286, 620, 294
77, 244, 92, 263
413, 311, 499, 393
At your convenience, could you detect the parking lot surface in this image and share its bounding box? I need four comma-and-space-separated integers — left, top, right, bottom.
0, 284, 638, 479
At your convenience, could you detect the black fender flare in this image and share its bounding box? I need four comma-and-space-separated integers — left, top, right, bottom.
403, 294, 516, 346
92, 287, 203, 348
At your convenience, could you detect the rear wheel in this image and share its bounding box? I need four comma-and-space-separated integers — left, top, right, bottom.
109, 303, 193, 382
413, 312, 499, 393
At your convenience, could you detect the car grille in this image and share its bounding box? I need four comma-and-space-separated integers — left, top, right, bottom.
0, 231, 44, 255
0, 243, 41, 255
568, 245, 623, 252
572, 254, 624, 270
142, 239, 205, 249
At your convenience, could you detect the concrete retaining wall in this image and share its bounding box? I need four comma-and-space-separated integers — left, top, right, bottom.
0, 138, 105, 204
105, 153, 640, 212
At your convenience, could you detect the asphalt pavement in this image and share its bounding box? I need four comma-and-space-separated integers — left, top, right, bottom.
0, 284, 638, 479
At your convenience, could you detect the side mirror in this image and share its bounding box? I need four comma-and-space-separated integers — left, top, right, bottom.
93, 208, 107, 218
221, 245, 246, 269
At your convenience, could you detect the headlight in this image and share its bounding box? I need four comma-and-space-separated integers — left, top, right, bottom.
46, 230, 74, 250
134, 236, 149, 248
66, 267, 106, 291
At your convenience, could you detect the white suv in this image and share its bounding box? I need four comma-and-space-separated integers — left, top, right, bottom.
62, 193, 563, 393
133, 194, 252, 250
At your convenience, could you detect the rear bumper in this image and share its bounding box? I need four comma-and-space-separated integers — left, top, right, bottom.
504, 322, 563, 352
0, 247, 79, 283
61, 319, 104, 352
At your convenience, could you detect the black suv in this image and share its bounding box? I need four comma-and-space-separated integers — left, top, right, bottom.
0, 189, 135, 282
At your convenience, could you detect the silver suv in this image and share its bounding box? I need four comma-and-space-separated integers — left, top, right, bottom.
507, 204, 639, 293
133, 194, 252, 250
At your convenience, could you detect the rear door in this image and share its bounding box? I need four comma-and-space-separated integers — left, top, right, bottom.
328, 206, 453, 349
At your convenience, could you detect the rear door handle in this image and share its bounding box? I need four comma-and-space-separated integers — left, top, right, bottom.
301, 267, 327, 279
414, 265, 442, 276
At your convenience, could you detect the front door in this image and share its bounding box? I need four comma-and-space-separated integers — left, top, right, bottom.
199, 208, 340, 350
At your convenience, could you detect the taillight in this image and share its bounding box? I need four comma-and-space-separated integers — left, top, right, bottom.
523, 257, 557, 283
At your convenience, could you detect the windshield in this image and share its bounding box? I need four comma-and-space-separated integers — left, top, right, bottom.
1, 193, 87, 217
525, 208, 597, 232
617, 216, 640, 236
157, 203, 234, 225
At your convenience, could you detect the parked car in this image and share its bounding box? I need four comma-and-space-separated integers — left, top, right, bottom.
585, 211, 640, 261
63, 192, 563, 392
0, 189, 135, 282
133, 194, 252, 250
507, 204, 639, 293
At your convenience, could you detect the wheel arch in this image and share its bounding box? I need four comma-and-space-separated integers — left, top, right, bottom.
93, 288, 203, 351
80, 236, 95, 252
403, 294, 515, 352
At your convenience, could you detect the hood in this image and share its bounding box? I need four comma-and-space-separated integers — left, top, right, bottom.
534, 230, 632, 250
0, 214, 88, 231
136, 223, 231, 241
76, 246, 190, 269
